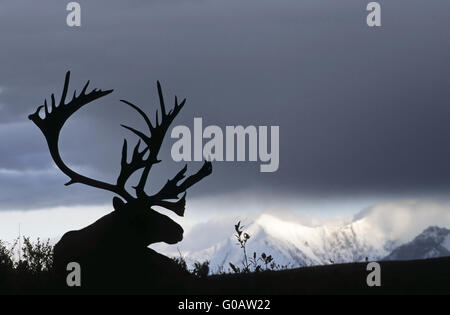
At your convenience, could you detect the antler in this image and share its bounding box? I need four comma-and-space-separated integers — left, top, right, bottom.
120, 82, 185, 197
120, 82, 212, 216
30, 71, 212, 216
146, 161, 212, 215
29, 71, 133, 201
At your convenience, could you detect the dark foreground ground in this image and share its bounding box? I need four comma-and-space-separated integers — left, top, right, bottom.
194, 256, 450, 295
1, 257, 449, 295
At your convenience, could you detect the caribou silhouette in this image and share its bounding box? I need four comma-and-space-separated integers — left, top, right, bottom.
29, 72, 212, 292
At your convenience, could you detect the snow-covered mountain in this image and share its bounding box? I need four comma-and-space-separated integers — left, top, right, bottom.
177, 214, 403, 270
152, 201, 450, 271
384, 226, 450, 261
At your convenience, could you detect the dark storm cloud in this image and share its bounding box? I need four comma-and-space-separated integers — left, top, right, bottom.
0, 0, 449, 210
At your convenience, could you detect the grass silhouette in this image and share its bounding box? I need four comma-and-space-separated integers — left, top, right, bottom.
1, 235, 449, 294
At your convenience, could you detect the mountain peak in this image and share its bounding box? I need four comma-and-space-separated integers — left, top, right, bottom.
418, 226, 450, 241
384, 226, 450, 261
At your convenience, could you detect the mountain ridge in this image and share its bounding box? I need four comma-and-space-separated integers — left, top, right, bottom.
383, 226, 450, 261
153, 205, 450, 271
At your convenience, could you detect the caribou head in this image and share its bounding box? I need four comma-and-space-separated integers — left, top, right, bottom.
29, 71, 212, 247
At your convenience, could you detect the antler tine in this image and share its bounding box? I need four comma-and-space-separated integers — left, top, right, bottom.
146, 160, 212, 216
116, 138, 149, 191
29, 71, 134, 202
117, 81, 210, 216
120, 81, 186, 199
157, 81, 166, 117
120, 99, 154, 133
29, 71, 113, 141
156, 193, 186, 217
59, 71, 70, 106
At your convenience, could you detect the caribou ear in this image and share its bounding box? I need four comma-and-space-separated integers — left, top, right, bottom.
113, 197, 126, 212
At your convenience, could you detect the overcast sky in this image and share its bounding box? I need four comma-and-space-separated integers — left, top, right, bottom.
0, 0, 449, 216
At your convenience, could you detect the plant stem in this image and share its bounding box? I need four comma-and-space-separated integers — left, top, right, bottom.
243, 245, 248, 270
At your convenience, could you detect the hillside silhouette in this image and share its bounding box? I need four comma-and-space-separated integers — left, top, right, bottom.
1, 239, 449, 294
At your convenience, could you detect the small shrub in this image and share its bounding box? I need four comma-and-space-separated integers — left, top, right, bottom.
229, 221, 282, 274
0, 240, 14, 271
172, 250, 189, 273
233, 221, 251, 273
0, 237, 55, 293
260, 252, 273, 271
193, 261, 210, 278
21, 237, 53, 273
